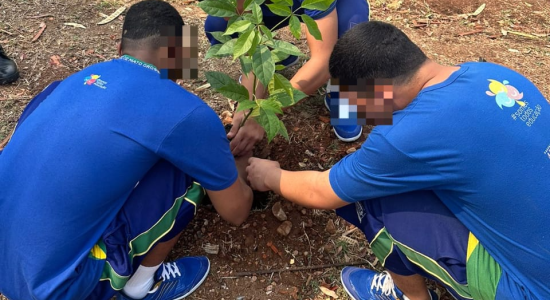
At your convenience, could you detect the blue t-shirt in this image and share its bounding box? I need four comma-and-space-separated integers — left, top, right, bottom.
329, 62, 550, 298
0, 56, 238, 299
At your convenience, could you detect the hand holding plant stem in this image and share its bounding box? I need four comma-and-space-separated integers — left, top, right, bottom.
199, 0, 334, 143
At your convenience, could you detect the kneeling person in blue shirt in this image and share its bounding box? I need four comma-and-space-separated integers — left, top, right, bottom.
247, 21, 550, 300
0, 1, 253, 300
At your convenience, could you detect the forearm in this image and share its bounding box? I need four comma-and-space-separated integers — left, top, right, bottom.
290, 57, 331, 96
265, 168, 345, 209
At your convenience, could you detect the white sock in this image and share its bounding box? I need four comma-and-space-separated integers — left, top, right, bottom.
122, 263, 162, 299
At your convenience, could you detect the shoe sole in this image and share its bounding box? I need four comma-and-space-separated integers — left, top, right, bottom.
333, 127, 362, 143
175, 259, 211, 300
340, 269, 359, 300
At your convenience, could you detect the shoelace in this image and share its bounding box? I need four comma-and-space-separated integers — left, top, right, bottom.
370, 271, 399, 299
160, 262, 182, 281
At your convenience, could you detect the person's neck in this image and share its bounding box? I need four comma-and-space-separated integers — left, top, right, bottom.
394, 60, 460, 110
120, 50, 160, 70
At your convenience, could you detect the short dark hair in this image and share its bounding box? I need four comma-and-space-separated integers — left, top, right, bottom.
329, 21, 428, 85
121, 0, 184, 52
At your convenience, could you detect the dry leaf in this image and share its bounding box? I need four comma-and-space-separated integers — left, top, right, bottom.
50, 55, 62, 68
31, 22, 46, 42
64, 22, 86, 29
319, 286, 339, 299
471, 3, 486, 16
97, 6, 126, 25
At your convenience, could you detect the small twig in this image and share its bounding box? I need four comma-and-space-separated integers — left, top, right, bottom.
458, 29, 484, 37
228, 261, 370, 277
26, 14, 54, 19
31, 22, 47, 42
0, 29, 14, 36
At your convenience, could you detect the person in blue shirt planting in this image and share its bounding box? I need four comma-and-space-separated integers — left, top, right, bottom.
204, 0, 371, 157
0, 1, 253, 300
246, 21, 550, 300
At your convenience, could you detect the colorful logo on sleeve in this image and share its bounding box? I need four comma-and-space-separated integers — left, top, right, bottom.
84, 74, 107, 89
84, 74, 100, 85
486, 79, 525, 109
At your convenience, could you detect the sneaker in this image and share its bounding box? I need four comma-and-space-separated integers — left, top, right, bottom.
341, 267, 439, 300
325, 85, 363, 143
277, 55, 300, 70
0, 46, 19, 85
117, 256, 210, 300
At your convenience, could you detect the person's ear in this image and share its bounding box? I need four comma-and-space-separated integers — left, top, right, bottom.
117, 42, 122, 56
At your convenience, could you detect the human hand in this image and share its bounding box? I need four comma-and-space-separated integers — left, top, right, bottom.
246, 157, 281, 192
235, 151, 252, 183
227, 111, 265, 157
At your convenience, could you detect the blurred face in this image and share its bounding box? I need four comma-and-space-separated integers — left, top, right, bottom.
328, 78, 394, 126
158, 25, 198, 80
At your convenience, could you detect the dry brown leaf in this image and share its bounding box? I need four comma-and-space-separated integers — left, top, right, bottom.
31, 22, 46, 42
64, 22, 86, 29
319, 286, 339, 299
50, 55, 62, 68
97, 6, 126, 25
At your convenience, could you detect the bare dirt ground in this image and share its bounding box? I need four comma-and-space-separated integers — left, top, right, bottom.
1, 0, 549, 299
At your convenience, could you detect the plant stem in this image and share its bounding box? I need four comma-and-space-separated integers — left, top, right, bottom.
240, 109, 254, 128
270, 7, 302, 31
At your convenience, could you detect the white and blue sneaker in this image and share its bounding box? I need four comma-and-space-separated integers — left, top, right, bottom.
341, 267, 439, 300
277, 55, 300, 69
117, 257, 210, 300
325, 81, 363, 142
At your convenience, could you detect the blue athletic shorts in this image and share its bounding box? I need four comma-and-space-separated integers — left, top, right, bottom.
7, 82, 203, 300
336, 191, 509, 300
204, 0, 370, 45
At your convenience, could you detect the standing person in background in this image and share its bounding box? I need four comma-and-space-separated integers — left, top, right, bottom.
204, 0, 371, 157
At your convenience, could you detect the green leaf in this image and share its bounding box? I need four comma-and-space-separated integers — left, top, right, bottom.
247, 29, 261, 56
270, 73, 293, 96
217, 84, 250, 101
250, 106, 261, 117
273, 40, 304, 56
292, 88, 308, 103
271, 91, 293, 107
217, 38, 237, 56
240, 56, 253, 75
198, 0, 238, 18
259, 99, 283, 114
205, 44, 223, 59
272, 0, 293, 6
301, 14, 322, 40
259, 25, 273, 41
275, 65, 286, 71
266, 3, 292, 16
271, 49, 290, 63
252, 45, 275, 87
209, 31, 232, 43
243, 0, 255, 11
289, 15, 301, 39
236, 100, 258, 112
205, 71, 250, 102
205, 71, 236, 89
278, 119, 289, 140
301, 0, 333, 11
233, 29, 256, 59
224, 20, 252, 35
251, 3, 263, 24
258, 108, 281, 142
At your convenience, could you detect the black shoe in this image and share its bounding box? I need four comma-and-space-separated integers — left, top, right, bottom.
0, 46, 19, 85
